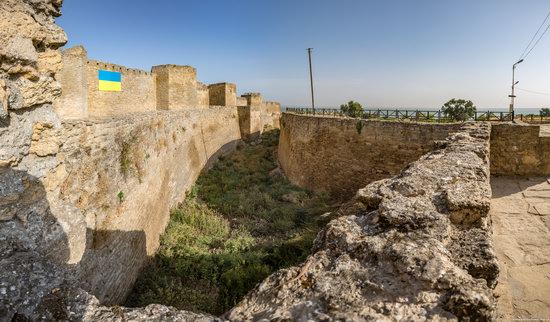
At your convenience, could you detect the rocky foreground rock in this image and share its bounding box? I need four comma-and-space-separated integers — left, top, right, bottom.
227, 122, 499, 321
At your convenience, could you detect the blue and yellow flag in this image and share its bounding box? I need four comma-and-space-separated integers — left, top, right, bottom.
98, 70, 122, 92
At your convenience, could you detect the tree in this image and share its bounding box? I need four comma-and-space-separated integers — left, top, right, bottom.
540, 108, 550, 117
441, 99, 476, 122
340, 101, 363, 117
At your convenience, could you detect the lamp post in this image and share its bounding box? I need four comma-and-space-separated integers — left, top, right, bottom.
307, 48, 315, 113
509, 59, 524, 114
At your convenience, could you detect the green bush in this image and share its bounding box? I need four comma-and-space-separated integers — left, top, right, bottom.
340, 100, 364, 117
540, 108, 550, 117
441, 99, 476, 122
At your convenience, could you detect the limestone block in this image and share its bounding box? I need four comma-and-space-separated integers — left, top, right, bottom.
0, 79, 9, 118
9, 76, 61, 110
0, 36, 40, 79
0, 1, 66, 47
0, 36, 38, 66
43, 163, 67, 192
42, 23, 68, 49
29, 122, 59, 156
38, 50, 62, 76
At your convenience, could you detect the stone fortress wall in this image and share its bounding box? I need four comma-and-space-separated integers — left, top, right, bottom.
54, 46, 281, 124
279, 113, 550, 199
56, 109, 244, 304
86, 59, 157, 117
278, 113, 463, 199
490, 123, 550, 176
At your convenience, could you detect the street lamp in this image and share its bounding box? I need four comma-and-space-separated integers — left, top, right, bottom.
509, 59, 524, 114
307, 48, 315, 113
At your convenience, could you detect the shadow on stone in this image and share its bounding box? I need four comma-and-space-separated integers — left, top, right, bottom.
490, 176, 547, 198
0, 167, 149, 320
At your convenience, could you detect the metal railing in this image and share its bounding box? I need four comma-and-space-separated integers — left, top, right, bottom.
517, 114, 550, 123
285, 108, 515, 123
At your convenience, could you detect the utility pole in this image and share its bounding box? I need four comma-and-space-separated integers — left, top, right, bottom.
509, 59, 524, 114
307, 48, 315, 113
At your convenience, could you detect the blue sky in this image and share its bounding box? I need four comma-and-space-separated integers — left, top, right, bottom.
57, 0, 550, 109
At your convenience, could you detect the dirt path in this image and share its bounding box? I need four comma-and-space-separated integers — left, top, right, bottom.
491, 176, 550, 320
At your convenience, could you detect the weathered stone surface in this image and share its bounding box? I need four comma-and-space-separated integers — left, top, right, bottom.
9, 75, 62, 109
0, 0, 66, 164
0, 36, 38, 74
30, 286, 221, 322
29, 122, 59, 156
0, 251, 68, 321
152, 65, 209, 110
0, 0, 67, 112
0, 79, 9, 118
0, 0, 66, 50
228, 123, 498, 321
37, 49, 63, 76
0, 105, 60, 173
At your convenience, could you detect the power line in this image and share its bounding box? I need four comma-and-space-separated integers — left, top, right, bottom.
523, 23, 550, 59
519, 10, 550, 59
516, 87, 550, 96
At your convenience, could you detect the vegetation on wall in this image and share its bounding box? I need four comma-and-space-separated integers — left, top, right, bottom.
126, 129, 335, 315
441, 99, 476, 122
356, 120, 364, 134
340, 100, 364, 117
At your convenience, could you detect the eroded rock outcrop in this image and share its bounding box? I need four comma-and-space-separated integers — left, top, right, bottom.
228, 123, 499, 321
29, 285, 220, 322
0, 0, 68, 319
0, 0, 65, 117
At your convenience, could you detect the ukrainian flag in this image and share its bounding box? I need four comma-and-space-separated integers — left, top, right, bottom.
98, 70, 122, 92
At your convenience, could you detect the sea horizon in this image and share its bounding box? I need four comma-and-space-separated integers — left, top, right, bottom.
283, 106, 544, 115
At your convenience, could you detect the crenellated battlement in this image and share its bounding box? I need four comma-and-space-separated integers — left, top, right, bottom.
55, 46, 281, 122
88, 60, 153, 76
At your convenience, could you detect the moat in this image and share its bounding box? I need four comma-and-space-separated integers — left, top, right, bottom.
126, 130, 337, 314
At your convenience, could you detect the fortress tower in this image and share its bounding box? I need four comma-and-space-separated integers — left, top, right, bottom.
152, 65, 209, 110
208, 83, 237, 107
